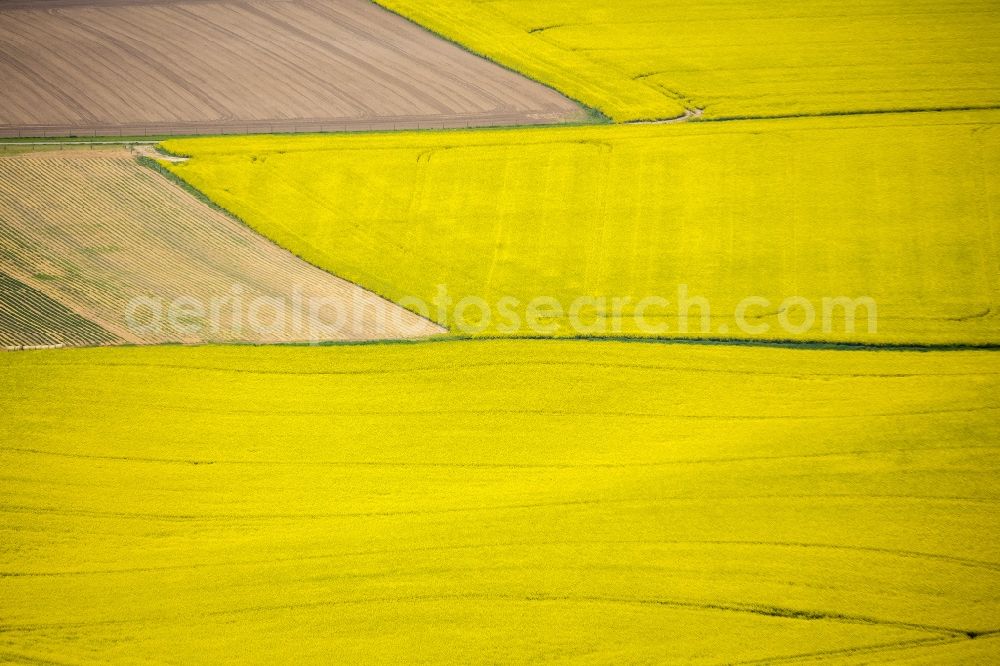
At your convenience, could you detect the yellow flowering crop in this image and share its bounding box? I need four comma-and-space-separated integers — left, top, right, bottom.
374, 0, 1000, 122
164, 110, 1000, 345
2, 340, 999, 662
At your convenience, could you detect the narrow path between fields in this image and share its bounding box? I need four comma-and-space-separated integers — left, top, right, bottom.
132, 144, 188, 163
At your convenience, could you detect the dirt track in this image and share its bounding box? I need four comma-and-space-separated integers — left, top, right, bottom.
0, 0, 586, 137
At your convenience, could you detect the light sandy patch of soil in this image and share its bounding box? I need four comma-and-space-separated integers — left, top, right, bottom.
0, 0, 587, 138
132, 143, 187, 162
0, 150, 445, 345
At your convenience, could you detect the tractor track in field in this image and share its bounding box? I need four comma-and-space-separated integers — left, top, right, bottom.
627, 107, 705, 124
630, 104, 1000, 126
0, 591, 982, 640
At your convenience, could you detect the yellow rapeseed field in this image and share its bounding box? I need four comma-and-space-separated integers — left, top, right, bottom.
2, 340, 999, 662
163, 110, 1000, 345
5, 1, 998, 662
375, 0, 1000, 121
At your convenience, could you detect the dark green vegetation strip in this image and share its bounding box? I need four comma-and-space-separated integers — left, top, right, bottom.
0, 273, 118, 348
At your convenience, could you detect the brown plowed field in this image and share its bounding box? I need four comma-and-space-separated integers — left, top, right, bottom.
0, 0, 586, 138
0, 150, 445, 345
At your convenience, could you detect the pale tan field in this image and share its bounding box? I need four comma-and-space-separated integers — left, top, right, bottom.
0, 0, 586, 138
0, 151, 444, 345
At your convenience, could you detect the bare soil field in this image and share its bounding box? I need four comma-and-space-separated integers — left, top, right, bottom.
0, 150, 445, 345
0, 0, 586, 138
